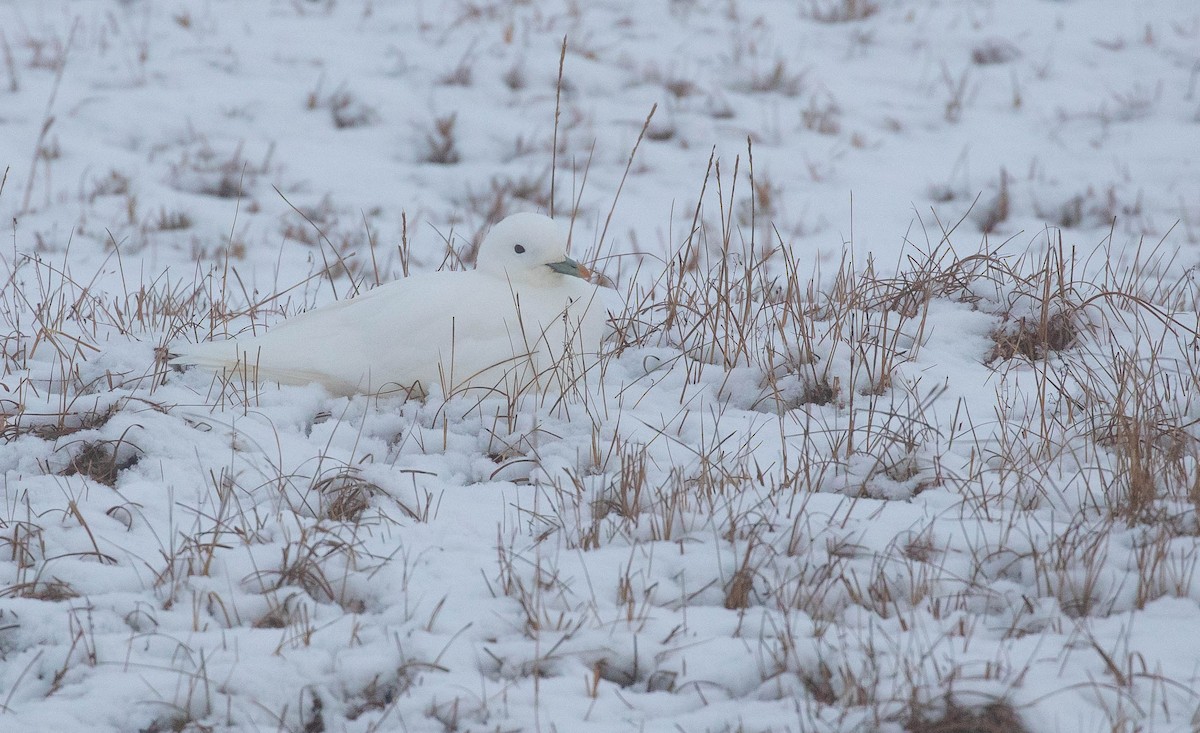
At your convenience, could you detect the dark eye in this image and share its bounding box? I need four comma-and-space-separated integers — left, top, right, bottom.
514, 244, 526, 254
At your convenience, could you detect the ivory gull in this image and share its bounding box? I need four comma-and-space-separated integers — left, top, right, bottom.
171, 213, 613, 397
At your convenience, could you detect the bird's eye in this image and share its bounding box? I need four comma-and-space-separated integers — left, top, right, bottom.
514, 244, 526, 254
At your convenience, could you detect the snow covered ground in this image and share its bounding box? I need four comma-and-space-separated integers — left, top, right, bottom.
1, 1, 1199, 731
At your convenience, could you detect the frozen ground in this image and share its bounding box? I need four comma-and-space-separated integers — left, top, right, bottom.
1, 1, 1199, 731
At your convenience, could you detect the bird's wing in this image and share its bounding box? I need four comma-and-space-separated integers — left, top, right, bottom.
170, 270, 615, 396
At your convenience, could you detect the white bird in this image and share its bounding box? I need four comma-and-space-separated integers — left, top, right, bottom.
171, 213, 614, 398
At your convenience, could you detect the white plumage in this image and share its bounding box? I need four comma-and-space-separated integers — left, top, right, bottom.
171, 213, 614, 397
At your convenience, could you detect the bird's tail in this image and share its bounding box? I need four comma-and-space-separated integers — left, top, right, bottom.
169, 340, 294, 384
169, 339, 363, 393
168, 339, 249, 373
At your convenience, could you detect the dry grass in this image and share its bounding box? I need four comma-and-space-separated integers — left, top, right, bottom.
59, 438, 139, 486
2, 124, 1198, 731
905, 698, 1029, 733
805, 0, 879, 23
314, 467, 382, 522
421, 113, 461, 164
2, 2, 1195, 727
166, 134, 275, 200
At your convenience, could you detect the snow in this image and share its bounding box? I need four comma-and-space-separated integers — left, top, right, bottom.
1, 1, 1200, 732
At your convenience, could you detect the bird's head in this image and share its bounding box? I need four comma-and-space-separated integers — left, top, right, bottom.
475, 213, 591, 284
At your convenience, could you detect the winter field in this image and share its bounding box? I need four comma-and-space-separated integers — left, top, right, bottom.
1, 1, 1200, 731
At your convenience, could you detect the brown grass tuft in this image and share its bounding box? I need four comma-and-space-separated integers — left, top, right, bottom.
315, 467, 384, 522
3, 578, 79, 601
986, 310, 1078, 362
60, 439, 139, 487
422, 113, 461, 164
806, 0, 879, 23
905, 698, 1029, 733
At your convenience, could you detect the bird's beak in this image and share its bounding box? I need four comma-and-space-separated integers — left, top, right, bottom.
547, 257, 591, 280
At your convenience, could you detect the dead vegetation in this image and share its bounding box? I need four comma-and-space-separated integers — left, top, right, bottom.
805, 0, 880, 23
314, 467, 384, 522
904, 698, 1030, 733
165, 135, 275, 199
59, 439, 139, 486
1, 1, 1197, 729
1, 125, 1197, 733
421, 113, 461, 164
306, 79, 381, 129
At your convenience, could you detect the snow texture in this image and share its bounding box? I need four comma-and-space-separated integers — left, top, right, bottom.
1, 1, 1199, 732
